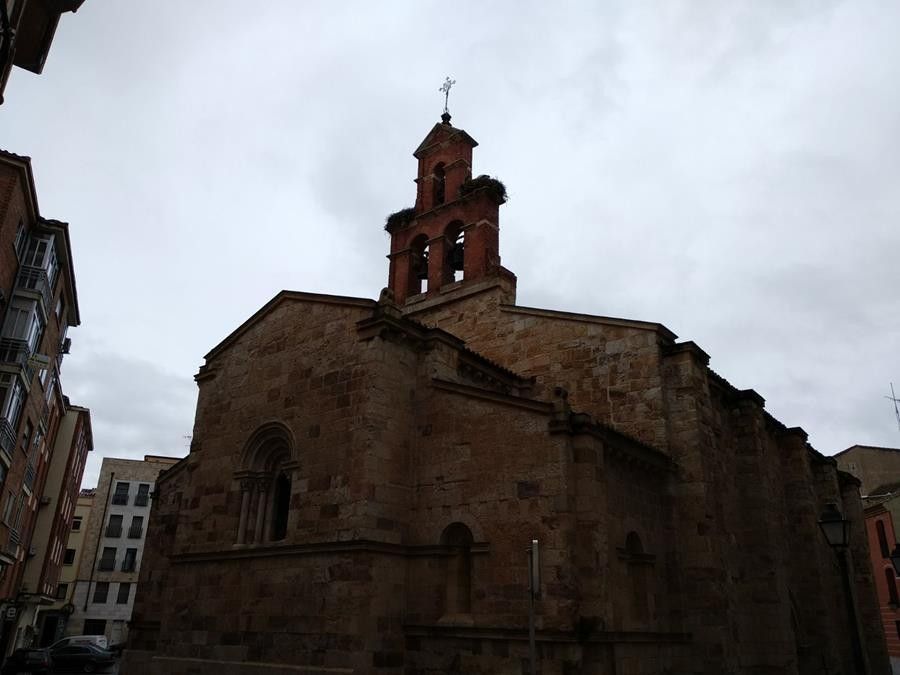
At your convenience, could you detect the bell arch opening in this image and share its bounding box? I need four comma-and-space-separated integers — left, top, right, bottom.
409, 233, 430, 295
444, 221, 465, 283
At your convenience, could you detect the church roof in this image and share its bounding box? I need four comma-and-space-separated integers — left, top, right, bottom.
413, 122, 478, 159
203, 290, 376, 362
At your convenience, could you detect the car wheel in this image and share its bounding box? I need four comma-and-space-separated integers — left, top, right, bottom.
82, 664, 96, 673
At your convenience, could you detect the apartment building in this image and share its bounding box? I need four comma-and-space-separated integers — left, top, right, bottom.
69, 455, 180, 645
0, 149, 85, 656
14, 404, 91, 648
0, 0, 86, 104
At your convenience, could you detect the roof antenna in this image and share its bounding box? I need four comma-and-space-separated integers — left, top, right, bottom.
886, 383, 900, 432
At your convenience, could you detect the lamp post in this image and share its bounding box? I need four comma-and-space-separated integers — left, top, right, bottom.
818, 503, 867, 675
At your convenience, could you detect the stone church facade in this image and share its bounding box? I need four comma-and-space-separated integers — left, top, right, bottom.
122, 118, 889, 674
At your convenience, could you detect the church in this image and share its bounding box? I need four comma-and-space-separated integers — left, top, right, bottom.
122, 114, 889, 675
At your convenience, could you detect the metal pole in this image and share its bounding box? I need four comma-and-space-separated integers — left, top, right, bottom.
838, 549, 867, 675
528, 551, 536, 675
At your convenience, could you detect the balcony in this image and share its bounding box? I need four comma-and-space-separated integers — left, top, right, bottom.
121, 559, 136, 572
111, 494, 128, 506
134, 494, 149, 507
0, 341, 35, 387
0, 418, 14, 462
16, 266, 52, 312
0, 338, 30, 370
127, 526, 143, 539
97, 557, 115, 572
104, 524, 122, 538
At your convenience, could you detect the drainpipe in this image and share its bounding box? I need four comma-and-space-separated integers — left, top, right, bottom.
83, 472, 113, 612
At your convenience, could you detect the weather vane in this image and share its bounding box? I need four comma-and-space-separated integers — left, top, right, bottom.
440, 76, 456, 115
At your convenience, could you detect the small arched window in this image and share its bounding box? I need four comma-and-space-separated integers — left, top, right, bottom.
624, 531, 650, 624
886, 567, 899, 606
877, 520, 890, 558
270, 471, 291, 541
433, 163, 446, 206
440, 522, 474, 616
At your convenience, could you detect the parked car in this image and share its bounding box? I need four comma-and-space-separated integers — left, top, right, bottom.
48, 635, 108, 650
48, 644, 116, 673
0, 648, 51, 675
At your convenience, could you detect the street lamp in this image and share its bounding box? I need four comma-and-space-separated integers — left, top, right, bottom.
818, 502, 850, 548
818, 503, 867, 675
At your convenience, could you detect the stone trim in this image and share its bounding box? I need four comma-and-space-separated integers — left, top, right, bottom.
431, 378, 551, 414
170, 539, 491, 564
501, 304, 677, 342
148, 655, 353, 673
403, 623, 691, 644
203, 291, 376, 362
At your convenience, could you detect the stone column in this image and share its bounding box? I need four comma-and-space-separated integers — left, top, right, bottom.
236, 479, 253, 545
253, 478, 269, 544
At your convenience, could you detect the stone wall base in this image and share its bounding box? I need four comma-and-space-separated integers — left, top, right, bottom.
120, 650, 355, 675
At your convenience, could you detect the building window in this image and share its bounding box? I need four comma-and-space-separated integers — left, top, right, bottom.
63, 548, 76, 565
887, 567, 900, 606
105, 514, 122, 538
122, 548, 137, 573
19, 420, 31, 456
13, 219, 26, 259
92, 582, 109, 604
135, 483, 150, 507
71, 516, 82, 532
877, 520, 891, 558
440, 522, 473, 616
56, 583, 68, 600
98, 547, 116, 571
128, 515, 143, 539
111, 481, 129, 505
0, 373, 26, 437
116, 582, 131, 604
82, 619, 106, 636
1, 490, 14, 525
2, 297, 44, 353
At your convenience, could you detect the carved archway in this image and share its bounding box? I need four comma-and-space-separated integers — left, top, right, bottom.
235, 422, 298, 545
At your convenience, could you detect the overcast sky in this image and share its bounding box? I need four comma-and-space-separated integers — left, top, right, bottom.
2, 1, 899, 488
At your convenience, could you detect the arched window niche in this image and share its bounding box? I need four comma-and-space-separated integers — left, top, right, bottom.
618, 531, 656, 626
234, 422, 299, 546
439, 522, 474, 621
433, 163, 446, 206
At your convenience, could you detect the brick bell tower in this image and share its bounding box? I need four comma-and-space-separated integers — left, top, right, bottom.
385, 109, 512, 305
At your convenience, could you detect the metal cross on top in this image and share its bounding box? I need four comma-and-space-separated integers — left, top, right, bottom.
440, 76, 456, 115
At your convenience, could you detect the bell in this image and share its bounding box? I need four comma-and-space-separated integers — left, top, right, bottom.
414, 252, 429, 280
450, 242, 464, 271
